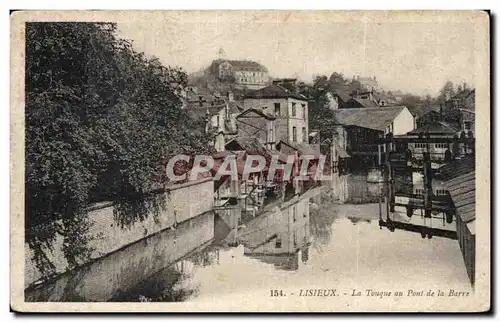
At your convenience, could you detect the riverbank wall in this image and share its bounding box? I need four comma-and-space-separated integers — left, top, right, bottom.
25, 177, 214, 289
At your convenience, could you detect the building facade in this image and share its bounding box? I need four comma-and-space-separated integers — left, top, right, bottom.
217, 60, 269, 90
243, 83, 309, 145
235, 108, 277, 150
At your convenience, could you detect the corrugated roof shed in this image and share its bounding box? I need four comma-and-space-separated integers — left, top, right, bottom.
332, 106, 408, 132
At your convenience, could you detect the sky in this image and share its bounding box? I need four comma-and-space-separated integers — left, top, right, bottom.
117, 11, 478, 96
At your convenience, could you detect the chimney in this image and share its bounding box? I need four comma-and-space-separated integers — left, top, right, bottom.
463, 82, 467, 91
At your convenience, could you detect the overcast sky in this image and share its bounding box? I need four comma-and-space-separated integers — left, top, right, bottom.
117, 11, 477, 96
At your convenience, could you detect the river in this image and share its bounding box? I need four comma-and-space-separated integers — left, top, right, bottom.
25, 173, 472, 302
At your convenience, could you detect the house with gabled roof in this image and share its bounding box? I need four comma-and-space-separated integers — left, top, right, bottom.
331, 106, 415, 166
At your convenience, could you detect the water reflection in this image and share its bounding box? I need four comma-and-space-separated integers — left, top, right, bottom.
25, 174, 472, 303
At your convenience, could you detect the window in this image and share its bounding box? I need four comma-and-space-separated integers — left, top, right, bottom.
302, 127, 307, 143
275, 236, 282, 248
434, 143, 448, 149
464, 121, 471, 131
436, 189, 448, 196
415, 188, 424, 195
268, 127, 274, 144
414, 143, 426, 149
292, 127, 297, 142
292, 206, 297, 222
302, 104, 306, 119
293, 232, 297, 247
274, 103, 281, 116
292, 102, 297, 117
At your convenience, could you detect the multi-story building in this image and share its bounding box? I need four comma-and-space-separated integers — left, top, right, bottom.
216, 60, 269, 90
235, 108, 277, 150
243, 81, 309, 145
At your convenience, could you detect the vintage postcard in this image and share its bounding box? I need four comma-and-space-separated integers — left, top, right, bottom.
10, 10, 490, 312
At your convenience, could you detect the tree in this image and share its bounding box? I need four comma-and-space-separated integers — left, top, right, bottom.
26, 22, 212, 274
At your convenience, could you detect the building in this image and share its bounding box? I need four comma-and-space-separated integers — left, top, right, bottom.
343, 89, 380, 109
235, 108, 277, 150
357, 76, 379, 91
240, 196, 311, 271
444, 86, 475, 111
332, 106, 415, 166
243, 82, 309, 145
186, 92, 241, 152
404, 121, 460, 163
216, 59, 269, 90
325, 89, 352, 110
441, 156, 475, 286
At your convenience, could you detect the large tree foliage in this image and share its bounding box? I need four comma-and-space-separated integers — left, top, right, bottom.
26, 22, 211, 274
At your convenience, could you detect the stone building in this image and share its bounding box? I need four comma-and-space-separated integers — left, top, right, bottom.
216, 59, 269, 90
243, 81, 309, 145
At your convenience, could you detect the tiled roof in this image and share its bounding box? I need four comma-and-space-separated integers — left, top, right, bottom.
438, 155, 475, 181
332, 106, 408, 132
408, 105, 441, 117
244, 84, 307, 101
332, 89, 352, 102
225, 137, 270, 156
350, 97, 379, 108
222, 60, 268, 72
186, 103, 226, 118
407, 121, 459, 135
236, 107, 276, 120
444, 170, 475, 224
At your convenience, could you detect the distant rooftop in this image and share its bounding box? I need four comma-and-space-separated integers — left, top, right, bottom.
244, 84, 307, 101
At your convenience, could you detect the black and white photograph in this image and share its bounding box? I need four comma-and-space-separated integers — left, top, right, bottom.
10, 10, 490, 312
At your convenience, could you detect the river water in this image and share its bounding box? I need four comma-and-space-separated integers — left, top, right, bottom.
25, 174, 472, 302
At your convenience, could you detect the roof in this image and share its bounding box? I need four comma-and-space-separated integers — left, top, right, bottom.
244, 84, 307, 101
408, 105, 441, 118
444, 171, 475, 228
236, 107, 276, 120
349, 97, 379, 108
438, 155, 475, 181
227, 101, 244, 114
332, 89, 351, 102
186, 103, 226, 118
220, 60, 268, 72
225, 137, 270, 156
407, 121, 459, 135
332, 106, 409, 132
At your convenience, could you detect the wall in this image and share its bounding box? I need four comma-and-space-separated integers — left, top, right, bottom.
287, 98, 309, 144
243, 98, 288, 142
25, 211, 215, 302
25, 178, 214, 289
236, 111, 275, 148
234, 70, 268, 86
392, 107, 416, 135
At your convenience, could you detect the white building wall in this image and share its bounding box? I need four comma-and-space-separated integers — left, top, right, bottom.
392, 107, 415, 135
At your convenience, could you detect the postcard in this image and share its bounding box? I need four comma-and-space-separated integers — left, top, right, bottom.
10, 10, 490, 312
